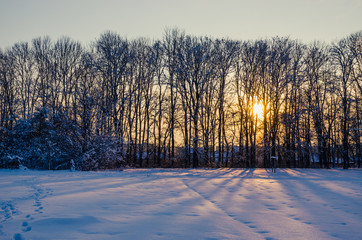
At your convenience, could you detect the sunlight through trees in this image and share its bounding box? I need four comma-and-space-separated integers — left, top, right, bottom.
0, 29, 361, 169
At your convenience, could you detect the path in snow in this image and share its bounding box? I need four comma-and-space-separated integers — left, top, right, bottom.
0, 168, 361, 240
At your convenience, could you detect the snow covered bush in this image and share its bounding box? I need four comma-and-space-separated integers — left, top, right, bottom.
0, 107, 127, 171
1, 108, 82, 170
1, 154, 24, 169
79, 135, 125, 171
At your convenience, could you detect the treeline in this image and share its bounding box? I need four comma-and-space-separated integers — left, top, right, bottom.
0, 29, 361, 170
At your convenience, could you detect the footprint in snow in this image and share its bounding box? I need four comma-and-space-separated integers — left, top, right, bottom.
22, 226, 32, 232
243, 221, 253, 224
21, 222, 32, 232
0, 225, 4, 236
1, 201, 18, 222
13, 233, 24, 240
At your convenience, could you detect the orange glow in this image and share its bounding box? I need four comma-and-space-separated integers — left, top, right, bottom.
253, 102, 263, 119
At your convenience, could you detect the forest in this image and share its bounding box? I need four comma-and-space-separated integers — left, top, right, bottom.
0, 29, 361, 170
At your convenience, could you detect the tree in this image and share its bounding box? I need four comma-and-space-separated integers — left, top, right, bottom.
267, 37, 293, 167
331, 36, 356, 169
304, 42, 332, 168
212, 38, 239, 167
349, 31, 362, 168
176, 36, 215, 167
163, 28, 185, 167
53, 37, 83, 119
95, 31, 129, 136
234, 40, 266, 167
32, 36, 53, 109
10, 42, 37, 119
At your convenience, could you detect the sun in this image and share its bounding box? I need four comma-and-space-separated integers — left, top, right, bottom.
253, 102, 263, 118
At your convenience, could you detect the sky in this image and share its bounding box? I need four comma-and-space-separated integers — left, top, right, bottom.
0, 0, 361, 48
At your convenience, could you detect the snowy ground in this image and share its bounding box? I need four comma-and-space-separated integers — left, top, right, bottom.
0, 168, 361, 240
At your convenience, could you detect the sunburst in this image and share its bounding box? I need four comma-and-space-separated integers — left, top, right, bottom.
253, 102, 263, 119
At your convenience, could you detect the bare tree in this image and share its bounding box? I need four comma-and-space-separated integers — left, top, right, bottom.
94, 31, 129, 136
331, 36, 356, 169
163, 29, 184, 167
304, 42, 332, 168
266, 37, 293, 167
32, 36, 53, 109
10, 42, 37, 119
281, 41, 304, 167
176, 36, 215, 167
212, 38, 239, 167
349, 31, 362, 168
53, 37, 83, 119
234, 40, 268, 167
0, 49, 16, 130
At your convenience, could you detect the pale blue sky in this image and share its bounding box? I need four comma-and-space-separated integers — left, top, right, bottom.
0, 0, 361, 48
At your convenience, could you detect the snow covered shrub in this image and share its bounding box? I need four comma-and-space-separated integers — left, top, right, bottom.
1, 155, 23, 169
0, 107, 127, 171
79, 135, 125, 170
1, 108, 82, 170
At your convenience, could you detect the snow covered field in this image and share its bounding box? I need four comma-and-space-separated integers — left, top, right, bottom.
1, 168, 361, 240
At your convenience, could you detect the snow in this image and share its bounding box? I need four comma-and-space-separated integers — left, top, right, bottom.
1, 168, 362, 240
